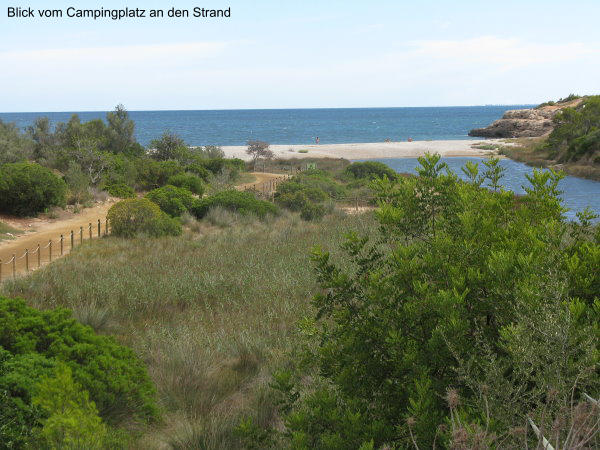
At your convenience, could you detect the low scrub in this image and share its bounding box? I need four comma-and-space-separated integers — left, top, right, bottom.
0, 162, 67, 216
146, 185, 195, 217
108, 198, 182, 237
167, 173, 204, 195
345, 160, 398, 180
0, 297, 157, 447
192, 190, 279, 219
2, 213, 378, 448
105, 183, 136, 199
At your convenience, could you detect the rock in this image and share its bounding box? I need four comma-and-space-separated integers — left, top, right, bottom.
469, 98, 584, 138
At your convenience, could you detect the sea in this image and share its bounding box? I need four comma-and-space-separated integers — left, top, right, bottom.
1, 106, 599, 220
0, 105, 532, 147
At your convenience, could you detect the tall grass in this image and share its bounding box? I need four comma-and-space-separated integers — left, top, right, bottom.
2, 211, 378, 448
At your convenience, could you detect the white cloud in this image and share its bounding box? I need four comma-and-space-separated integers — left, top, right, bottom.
408, 36, 599, 70
1, 41, 229, 70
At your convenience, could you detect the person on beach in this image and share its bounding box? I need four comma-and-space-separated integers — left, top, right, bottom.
407, 137, 413, 142
315, 136, 320, 144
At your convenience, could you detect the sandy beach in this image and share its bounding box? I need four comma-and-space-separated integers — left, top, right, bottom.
221, 139, 505, 161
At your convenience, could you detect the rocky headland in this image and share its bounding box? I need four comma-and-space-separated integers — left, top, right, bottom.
469, 97, 585, 138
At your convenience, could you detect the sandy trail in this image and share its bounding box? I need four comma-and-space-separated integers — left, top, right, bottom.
222, 139, 506, 161
236, 172, 289, 193
0, 201, 114, 279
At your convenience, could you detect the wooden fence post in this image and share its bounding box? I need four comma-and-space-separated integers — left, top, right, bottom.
89, 223, 92, 240
98, 219, 101, 237
60, 235, 64, 255
0, 259, 2, 283
25, 249, 29, 272
12, 254, 15, 279
80, 226, 83, 244
37, 244, 41, 268
49, 240, 52, 262
70, 230, 74, 249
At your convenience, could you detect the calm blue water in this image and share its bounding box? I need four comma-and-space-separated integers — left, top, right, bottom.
370, 157, 600, 221
0, 106, 531, 147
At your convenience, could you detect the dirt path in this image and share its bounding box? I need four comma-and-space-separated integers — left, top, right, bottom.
236, 172, 289, 193
0, 173, 289, 281
0, 201, 115, 279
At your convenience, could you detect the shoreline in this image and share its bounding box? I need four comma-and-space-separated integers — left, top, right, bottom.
221, 139, 506, 161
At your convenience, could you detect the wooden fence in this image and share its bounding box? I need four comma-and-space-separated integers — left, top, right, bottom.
0, 218, 109, 283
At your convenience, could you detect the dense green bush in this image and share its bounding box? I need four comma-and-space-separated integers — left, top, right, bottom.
275, 181, 329, 212
300, 201, 326, 221
273, 155, 600, 448
105, 183, 136, 199
196, 158, 246, 180
0, 162, 67, 216
146, 185, 195, 217
345, 161, 398, 181
108, 198, 182, 237
167, 173, 204, 195
136, 159, 184, 190
191, 190, 278, 219
185, 162, 212, 181
0, 297, 157, 446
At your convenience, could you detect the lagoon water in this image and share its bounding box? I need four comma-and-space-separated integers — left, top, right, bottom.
0, 105, 532, 147
373, 157, 600, 221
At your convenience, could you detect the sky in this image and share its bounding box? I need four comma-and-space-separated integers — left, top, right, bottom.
1, 0, 599, 111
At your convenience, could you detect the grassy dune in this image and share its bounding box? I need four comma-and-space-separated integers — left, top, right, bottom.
2, 211, 378, 448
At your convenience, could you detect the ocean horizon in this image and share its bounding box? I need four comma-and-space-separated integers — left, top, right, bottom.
0, 105, 533, 147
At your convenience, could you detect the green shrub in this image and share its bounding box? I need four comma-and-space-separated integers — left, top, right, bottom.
185, 162, 212, 181
33, 364, 108, 449
0, 162, 67, 216
276, 191, 310, 212
108, 198, 182, 237
345, 161, 398, 181
105, 183, 136, 199
191, 190, 278, 219
167, 173, 204, 195
136, 159, 184, 190
300, 202, 326, 221
146, 185, 195, 217
0, 297, 158, 446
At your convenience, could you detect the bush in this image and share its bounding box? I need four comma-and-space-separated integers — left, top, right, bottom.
105, 183, 136, 199
300, 202, 326, 221
185, 162, 212, 181
0, 162, 67, 216
136, 159, 184, 190
345, 161, 398, 181
0, 297, 158, 446
108, 198, 182, 237
276, 191, 310, 212
167, 173, 204, 195
146, 185, 195, 217
191, 190, 278, 219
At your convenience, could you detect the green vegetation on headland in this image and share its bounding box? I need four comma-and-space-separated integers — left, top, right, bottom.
501, 95, 600, 180
1, 152, 598, 448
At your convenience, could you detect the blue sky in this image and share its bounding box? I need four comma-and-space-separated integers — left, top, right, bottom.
1, 0, 599, 111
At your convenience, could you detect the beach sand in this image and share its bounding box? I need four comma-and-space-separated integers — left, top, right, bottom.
221, 139, 506, 161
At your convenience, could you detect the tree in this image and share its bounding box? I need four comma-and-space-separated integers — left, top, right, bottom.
0, 119, 34, 164
149, 131, 188, 161
246, 140, 273, 170
106, 104, 137, 155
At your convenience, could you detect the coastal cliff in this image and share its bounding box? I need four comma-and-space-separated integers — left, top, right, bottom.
469, 97, 585, 138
